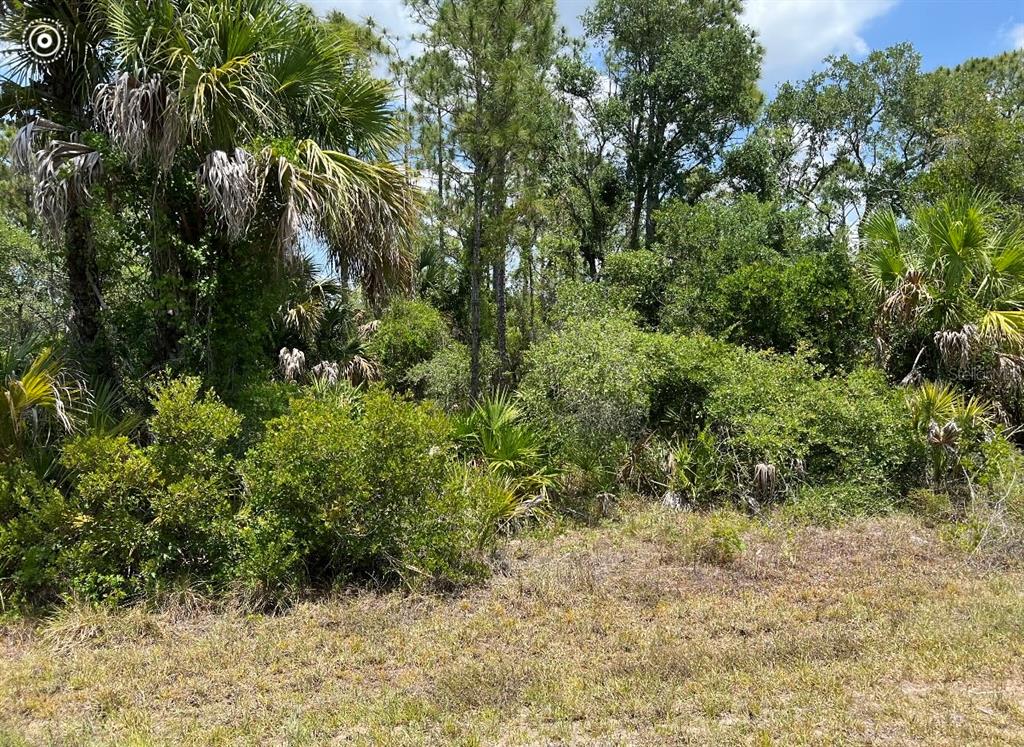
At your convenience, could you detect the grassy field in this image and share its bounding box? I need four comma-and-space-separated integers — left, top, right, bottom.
2, 508, 1023, 746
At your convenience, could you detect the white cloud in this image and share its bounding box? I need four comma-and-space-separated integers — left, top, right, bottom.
1008, 23, 1024, 50
742, 0, 898, 89
306, 0, 421, 38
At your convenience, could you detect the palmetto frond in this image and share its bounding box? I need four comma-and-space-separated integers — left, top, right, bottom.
92, 73, 180, 169
32, 140, 102, 237
261, 139, 417, 297
979, 309, 1024, 350
1, 346, 80, 461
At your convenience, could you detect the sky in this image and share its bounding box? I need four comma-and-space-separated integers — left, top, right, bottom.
311, 0, 1024, 94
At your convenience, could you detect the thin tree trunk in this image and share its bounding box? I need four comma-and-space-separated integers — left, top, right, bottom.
436, 104, 445, 263
491, 160, 508, 378
66, 205, 116, 383
469, 175, 483, 400
628, 175, 644, 251
494, 257, 506, 372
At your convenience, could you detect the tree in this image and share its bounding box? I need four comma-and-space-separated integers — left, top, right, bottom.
550, 46, 625, 278
862, 193, 1024, 411
584, 0, 762, 249
409, 0, 557, 396
10, 0, 418, 387
1, 0, 116, 381
761, 44, 945, 235
915, 51, 1024, 209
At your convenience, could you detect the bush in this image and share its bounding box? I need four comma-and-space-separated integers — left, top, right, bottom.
0, 462, 68, 606
518, 315, 655, 457
651, 337, 923, 506
783, 482, 899, 526
1, 377, 241, 605
368, 299, 450, 389
407, 342, 499, 412
237, 387, 490, 604
601, 250, 669, 328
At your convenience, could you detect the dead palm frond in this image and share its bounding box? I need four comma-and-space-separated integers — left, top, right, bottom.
92, 73, 180, 169
196, 148, 264, 241
32, 140, 102, 237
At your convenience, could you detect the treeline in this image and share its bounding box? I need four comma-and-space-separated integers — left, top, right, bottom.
2, 0, 1024, 609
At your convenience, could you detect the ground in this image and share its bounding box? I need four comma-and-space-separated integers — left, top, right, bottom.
2, 508, 1023, 746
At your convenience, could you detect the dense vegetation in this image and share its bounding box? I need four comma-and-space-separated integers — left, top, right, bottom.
2, 0, 1023, 612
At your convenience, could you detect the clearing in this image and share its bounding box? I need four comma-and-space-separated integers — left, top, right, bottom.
2, 509, 1023, 745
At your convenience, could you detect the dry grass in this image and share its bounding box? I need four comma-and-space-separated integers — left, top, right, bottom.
2, 508, 1024, 745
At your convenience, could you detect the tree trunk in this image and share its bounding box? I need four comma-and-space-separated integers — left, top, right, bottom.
494, 257, 507, 373
66, 205, 116, 383
628, 175, 644, 251
469, 175, 484, 401
491, 160, 508, 379
437, 104, 446, 263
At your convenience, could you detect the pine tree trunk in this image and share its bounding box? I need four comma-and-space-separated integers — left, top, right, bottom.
469, 176, 483, 400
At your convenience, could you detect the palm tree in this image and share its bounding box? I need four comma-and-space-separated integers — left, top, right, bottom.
1, 0, 117, 382
98, 0, 417, 292
862, 193, 1024, 397
10, 0, 418, 376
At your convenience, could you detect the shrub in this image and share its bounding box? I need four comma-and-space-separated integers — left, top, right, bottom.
547, 280, 638, 328
1, 377, 241, 605
701, 252, 870, 370
651, 337, 923, 506
238, 388, 489, 604
783, 482, 899, 526
368, 299, 450, 389
518, 315, 655, 457
601, 250, 669, 328
407, 342, 499, 412
0, 462, 68, 606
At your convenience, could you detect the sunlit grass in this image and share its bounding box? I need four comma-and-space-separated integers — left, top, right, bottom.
2, 508, 1023, 745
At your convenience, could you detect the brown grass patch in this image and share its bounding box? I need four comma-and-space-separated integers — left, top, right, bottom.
2, 508, 1023, 745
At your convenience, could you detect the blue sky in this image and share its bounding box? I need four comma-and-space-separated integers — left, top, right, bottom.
316, 0, 1024, 94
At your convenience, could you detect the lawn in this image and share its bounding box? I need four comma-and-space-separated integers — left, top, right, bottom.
2, 509, 1023, 746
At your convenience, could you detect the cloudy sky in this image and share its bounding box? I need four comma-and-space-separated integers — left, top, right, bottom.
309, 0, 1023, 93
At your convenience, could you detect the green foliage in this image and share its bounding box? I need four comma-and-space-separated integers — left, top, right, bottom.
601, 250, 669, 327
518, 315, 655, 456
407, 342, 499, 412
0, 462, 68, 607
704, 251, 870, 369
0, 378, 240, 605
783, 482, 898, 526
862, 193, 1024, 411
237, 388, 489, 604
368, 299, 450, 389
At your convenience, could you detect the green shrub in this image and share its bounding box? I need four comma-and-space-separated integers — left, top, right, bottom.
547, 280, 638, 328
238, 388, 489, 604
601, 250, 669, 328
368, 299, 450, 389
518, 315, 656, 457
407, 342, 499, 412
1, 377, 241, 606
0, 462, 68, 606
783, 482, 898, 526
718, 253, 868, 369
651, 337, 923, 506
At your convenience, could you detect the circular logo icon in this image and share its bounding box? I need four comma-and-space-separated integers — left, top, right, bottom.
23, 18, 67, 62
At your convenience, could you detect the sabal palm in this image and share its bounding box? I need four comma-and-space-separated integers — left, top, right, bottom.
18, 0, 417, 299
862, 193, 1024, 385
